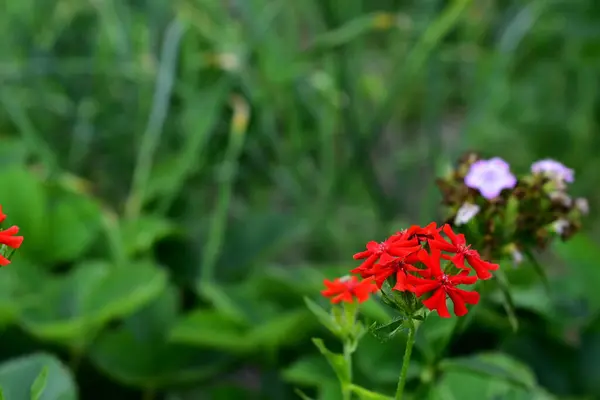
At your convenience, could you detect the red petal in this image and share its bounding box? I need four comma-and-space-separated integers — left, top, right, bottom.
418, 249, 443, 277
448, 273, 478, 285
428, 238, 457, 253
0, 205, 5, 224
353, 250, 371, 260
422, 288, 450, 318
412, 281, 441, 297
366, 241, 381, 253
466, 254, 498, 280
451, 287, 480, 305
447, 290, 468, 316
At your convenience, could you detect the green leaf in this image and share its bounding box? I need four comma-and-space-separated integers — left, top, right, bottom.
30, 366, 49, 400
304, 297, 340, 335
282, 355, 335, 387
247, 309, 314, 347
294, 388, 316, 400
19, 261, 167, 343
368, 316, 406, 342
503, 195, 520, 239
554, 235, 600, 311
197, 281, 251, 324
90, 285, 232, 388
169, 309, 251, 353
348, 384, 392, 400
120, 215, 177, 256
439, 352, 538, 389
312, 338, 350, 384
0, 353, 76, 400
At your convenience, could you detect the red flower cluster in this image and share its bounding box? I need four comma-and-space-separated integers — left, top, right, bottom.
321, 223, 499, 318
0, 205, 24, 266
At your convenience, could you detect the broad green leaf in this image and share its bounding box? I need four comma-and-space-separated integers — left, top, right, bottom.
169, 309, 251, 353
197, 281, 251, 324
304, 297, 340, 335
0, 353, 76, 400
312, 338, 350, 384
90, 285, 232, 388
432, 369, 555, 400
19, 261, 167, 343
0, 167, 102, 265
0, 167, 46, 254
282, 355, 335, 387
414, 313, 458, 362
439, 352, 537, 389
247, 309, 314, 347
120, 215, 178, 256
41, 190, 102, 264
30, 366, 48, 400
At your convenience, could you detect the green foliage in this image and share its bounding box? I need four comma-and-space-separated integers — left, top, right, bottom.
0, 0, 599, 398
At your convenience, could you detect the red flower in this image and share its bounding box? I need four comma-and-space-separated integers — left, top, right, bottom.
402, 222, 442, 243
368, 252, 422, 291
429, 224, 499, 280
408, 249, 480, 317
0, 226, 24, 266
321, 276, 378, 304
352, 236, 420, 274
0, 206, 5, 224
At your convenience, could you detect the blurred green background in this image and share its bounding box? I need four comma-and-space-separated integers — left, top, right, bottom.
1, 0, 600, 399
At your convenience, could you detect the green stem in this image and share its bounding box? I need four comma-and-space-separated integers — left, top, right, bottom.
342, 340, 353, 400
395, 321, 416, 400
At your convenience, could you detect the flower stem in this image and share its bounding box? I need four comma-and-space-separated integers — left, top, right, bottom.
395, 320, 416, 400
342, 340, 353, 400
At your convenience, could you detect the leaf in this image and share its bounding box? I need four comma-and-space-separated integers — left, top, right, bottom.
19, 261, 167, 343
294, 388, 316, 400
439, 352, 538, 389
0, 353, 76, 400
30, 366, 49, 400
312, 338, 350, 384
304, 297, 340, 335
169, 309, 251, 353
554, 235, 600, 311
89, 285, 232, 388
348, 384, 392, 400
247, 309, 314, 348
282, 355, 335, 387
120, 215, 178, 256
368, 316, 406, 342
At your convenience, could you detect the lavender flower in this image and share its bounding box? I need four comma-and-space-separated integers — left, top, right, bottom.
531, 159, 574, 183
464, 157, 517, 200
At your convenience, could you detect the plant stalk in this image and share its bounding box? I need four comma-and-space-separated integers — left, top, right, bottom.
395, 320, 416, 400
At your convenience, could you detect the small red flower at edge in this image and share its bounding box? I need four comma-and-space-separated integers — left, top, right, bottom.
429, 224, 499, 280
408, 249, 480, 318
0, 205, 24, 266
321, 276, 378, 304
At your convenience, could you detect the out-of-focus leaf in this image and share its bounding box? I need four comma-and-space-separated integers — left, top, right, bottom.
169, 309, 251, 353
120, 215, 178, 256
30, 366, 49, 400
0, 353, 76, 400
19, 261, 167, 343
439, 352, 537, 389
90, 285, 232, 388
304, 297, 340, 335
312, 338, 350, 384
282, 355, 335, 387
554, 236, 600, 311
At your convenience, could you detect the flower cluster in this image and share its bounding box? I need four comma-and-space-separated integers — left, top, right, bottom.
437, 152, 587, 263
0, 205, 24, 266
321, 223, 499, 318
